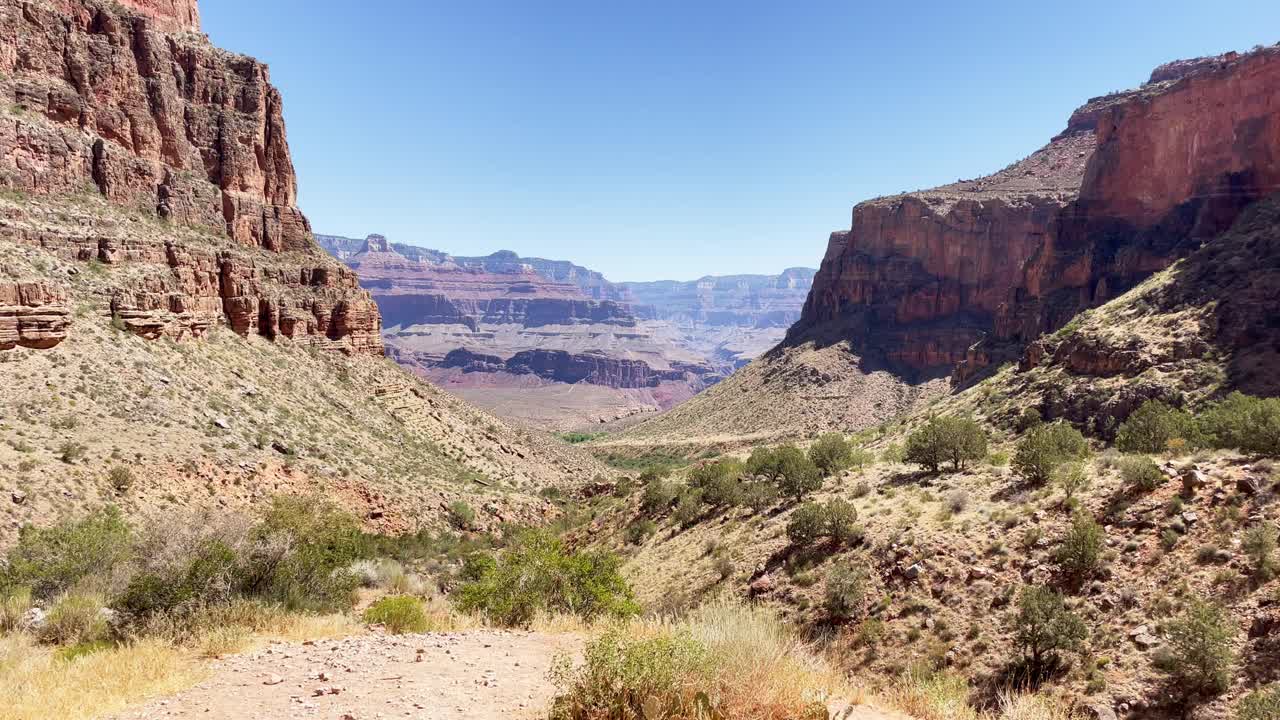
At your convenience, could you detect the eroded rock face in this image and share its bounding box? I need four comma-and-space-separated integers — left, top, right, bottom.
0, 281, 69, 349
0, 0, 382, 354
795, 44, 1280, 382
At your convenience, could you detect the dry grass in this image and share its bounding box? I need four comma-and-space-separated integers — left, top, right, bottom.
0, 633, 202, 720
553, 599, 864, 720
877, 668, 1077, 720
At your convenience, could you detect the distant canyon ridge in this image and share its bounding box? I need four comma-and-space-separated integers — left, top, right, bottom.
317, 234, 814, 429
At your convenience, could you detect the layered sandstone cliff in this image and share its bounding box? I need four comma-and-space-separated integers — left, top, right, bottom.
794, 43, 1280, 383
0, 0, 381, 353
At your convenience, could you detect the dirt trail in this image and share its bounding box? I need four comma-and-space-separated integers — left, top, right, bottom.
113, 630, 580, 720
112, 629, 909, 720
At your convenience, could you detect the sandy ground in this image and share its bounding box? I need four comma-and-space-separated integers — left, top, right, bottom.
111, 630, 580, 720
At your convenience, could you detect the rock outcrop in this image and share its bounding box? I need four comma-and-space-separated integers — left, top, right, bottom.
0, 281, 69, 349
0, 0, 381, 354
795, 43, 1280, 383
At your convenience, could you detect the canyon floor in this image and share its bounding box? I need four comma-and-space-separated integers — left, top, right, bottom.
108, 629, 904, 720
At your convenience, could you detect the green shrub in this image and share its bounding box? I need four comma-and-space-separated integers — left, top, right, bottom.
1154, 598, 1234, 699
0, 506, 132, 601
772, 445, 823, 501
808, 433, 854, 477
1198, 392, 1280, 456
626, 519, 657, 545
58, 441, 87, 464
786, 500, 861, 547
1239, 685, 1280, 720
1016, 408, 1044, 432
457, 530, 639, 626
740, 481, 778, 513
672, 489, 704, 528
38, 592, 109, 646
849, 448, 876, 471
1054, 462, 1089, 502
786, 503, 827, 546
116, 539, 240, 622
1115, 401, 1199, 454
1014, 423, 1089, 485
688, 459, 746, 506
1056, 512, 1104, 585
1119, 455, 1164, 493
904, 417, 988, 473
237, 497, 363, 612
448, 501, 475, 530
1242, 522, 1278, 582
824, 562, 868, 620
362, 595, 431, 634
1012, 585, 1087, 675
640, 478, 678, 514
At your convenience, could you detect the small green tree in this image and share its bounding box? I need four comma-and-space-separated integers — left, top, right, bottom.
0, 507, 132, 600
1115, 401, 1199, 454
1056, 511, 1104, 586
944, 417, 989, 471
1014, 422, 1089, 485
688, 459, 746, 507
1054, 462, 1089, 503
824, 499, 863, 546
808, 433, 854, 477
1155, 598, 1235, 700
786, 503, 827, 546
1012, 585, 1087, 676
641, 478, 678, 514
904, 419, 948, 473
1198, 392, 1280, 455
771, 445, 823, 502
672, 489, 703, 528
1242, 522, 1279, 582
448, 501, 475, 530
825, 562, 868, 620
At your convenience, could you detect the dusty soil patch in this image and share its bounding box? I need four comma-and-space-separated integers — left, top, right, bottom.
112, 630, 580, 720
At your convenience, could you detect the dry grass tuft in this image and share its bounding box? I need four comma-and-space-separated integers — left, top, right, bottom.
0, 633, 202, 720
877, 668, 1077, 720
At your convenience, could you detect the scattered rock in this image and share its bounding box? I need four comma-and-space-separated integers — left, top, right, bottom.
263, 674, 284, 686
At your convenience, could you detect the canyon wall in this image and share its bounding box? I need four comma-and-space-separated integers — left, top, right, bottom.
793, 44, 1280, 383
0, 0, 381, 354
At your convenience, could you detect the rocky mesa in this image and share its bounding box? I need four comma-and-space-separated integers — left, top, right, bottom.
627, 44, 1280, 444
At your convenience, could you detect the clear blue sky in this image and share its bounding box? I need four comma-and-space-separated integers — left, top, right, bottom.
204, 1, 1279, 282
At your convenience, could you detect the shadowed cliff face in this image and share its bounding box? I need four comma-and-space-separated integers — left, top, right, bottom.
793, 44, 1280, 383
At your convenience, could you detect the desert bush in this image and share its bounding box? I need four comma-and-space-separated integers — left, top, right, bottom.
237, 497, 363, 613
1239, 685, 1280, 720
824, 562, 868, 620
672, 488, 704, 527
58, 441, 87, 464
548, 600, 842, 720
1, 586, 33, 633
1119, 455, 1164, 493
740, 481, 778, 513
362, 595, 430, 634
688, 459, 746, 506
38, 592, 109, 646
457, 530, 638, 627
447, 501, 475, 530
1242, 522, 1279, 582
849, 447, 876, 471
626, 518, 657, 545
1056, 512, 1104, 585
116, 540, 240, 622
770, 445, 823, 502
1198, 392, 1280, 456
107, 466, 134, 494
640, 477, 678, 514
1014, 423, 1089, 485
786, 500, 861, 547
1115, 401, 1199, 454
1054, 462, 1089, 503
808, 433, 854, 477
1154, 598, 1234, 699
946, 490, 971, 514
904, 417, 988, 473
1012, 585, 1086, 677
1016, 408, 1044, 433
0, 506, 132, 601
785, 503, 827, 546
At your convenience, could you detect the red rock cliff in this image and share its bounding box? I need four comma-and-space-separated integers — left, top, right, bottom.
793, 44, 1280, 381
0, 0, 382, 354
